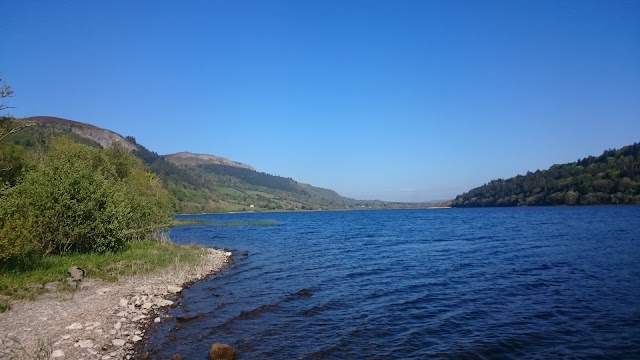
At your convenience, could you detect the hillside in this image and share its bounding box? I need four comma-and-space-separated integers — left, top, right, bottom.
21, 116, 138, 151
452, 143, 640, 207
129, 138, 360, 212
7, 116, 365, 212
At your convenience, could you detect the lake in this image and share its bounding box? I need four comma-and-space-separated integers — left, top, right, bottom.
142, 206, 640, 359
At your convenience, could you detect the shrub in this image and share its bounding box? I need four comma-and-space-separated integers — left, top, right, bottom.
0, 137, 172, 260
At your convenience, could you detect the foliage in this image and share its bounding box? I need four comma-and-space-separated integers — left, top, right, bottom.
0, 144, 29, 187
200, 163, 301, 193
0, 137, 172, 261
453, 143, 640, 207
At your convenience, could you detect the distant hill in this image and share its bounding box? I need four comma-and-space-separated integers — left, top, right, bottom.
8, 116, 362, 212
8, 116, 446, 213
452, 143, 640, 207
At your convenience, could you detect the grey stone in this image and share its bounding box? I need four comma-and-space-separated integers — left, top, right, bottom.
67, 266, 85, 280
51, 349, 65, 358
167, 285, 182, 294
157, 299, 173, 306
209, 343, 236, 360
132, 315, 146, 322
78, 339, 94, 348
112, 339, 126, 347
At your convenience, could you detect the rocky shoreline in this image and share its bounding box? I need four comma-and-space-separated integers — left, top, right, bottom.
0, 248, 232, 360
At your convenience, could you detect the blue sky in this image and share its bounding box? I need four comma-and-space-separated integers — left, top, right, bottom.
2, 0, 639, 201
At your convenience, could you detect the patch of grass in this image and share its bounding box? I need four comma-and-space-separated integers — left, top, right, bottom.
0, 240, 208, 307
0, 298, 11, 312
173, 218, 281, 227
172, 218, 212, 226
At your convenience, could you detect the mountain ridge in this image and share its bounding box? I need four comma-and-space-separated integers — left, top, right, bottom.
13, 116, 362, 212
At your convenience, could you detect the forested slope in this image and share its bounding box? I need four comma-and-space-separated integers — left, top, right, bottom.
5, 117, 361, 213
453, 143, 640, 207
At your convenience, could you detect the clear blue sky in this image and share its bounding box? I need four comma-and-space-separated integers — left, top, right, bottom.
2, 0, 639, 202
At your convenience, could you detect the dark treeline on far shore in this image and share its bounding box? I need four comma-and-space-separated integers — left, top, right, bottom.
453, 143, 640, 207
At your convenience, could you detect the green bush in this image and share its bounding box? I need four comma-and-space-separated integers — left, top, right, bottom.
0, 137, 172, 260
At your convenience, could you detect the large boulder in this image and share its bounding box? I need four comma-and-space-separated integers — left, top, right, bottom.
67, 266, 85, 288
209, 343, 236, 360
67, 266, 85, 280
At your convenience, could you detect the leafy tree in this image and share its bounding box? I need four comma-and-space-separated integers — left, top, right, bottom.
0, 137, 172, 260
453, 143, 640, 207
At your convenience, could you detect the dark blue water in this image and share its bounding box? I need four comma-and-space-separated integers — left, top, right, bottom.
143, 207, 640, 359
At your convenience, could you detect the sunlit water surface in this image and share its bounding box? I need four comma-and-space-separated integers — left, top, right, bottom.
142, 207, 640, 359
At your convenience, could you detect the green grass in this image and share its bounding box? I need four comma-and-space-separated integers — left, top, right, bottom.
173, 218, 281, 227
0, 240, 208, 306
172, 218, 212, 226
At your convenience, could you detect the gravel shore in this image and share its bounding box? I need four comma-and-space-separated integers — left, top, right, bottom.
0, 248, 231, 360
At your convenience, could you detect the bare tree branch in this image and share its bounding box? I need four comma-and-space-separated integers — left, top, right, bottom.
0, 122, 34, 142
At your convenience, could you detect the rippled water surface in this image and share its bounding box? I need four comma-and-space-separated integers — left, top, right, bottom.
143, 207, 640, 359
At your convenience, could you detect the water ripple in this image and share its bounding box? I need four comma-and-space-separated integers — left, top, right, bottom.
144, 207, 640, 359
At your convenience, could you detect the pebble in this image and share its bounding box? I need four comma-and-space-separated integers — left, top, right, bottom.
132, 315, 146, 322
51, 349, 65, 358
78, 339, 94, 348
112, 339, 126, 347
157, 299, 173, 306
0, 250, 230, 360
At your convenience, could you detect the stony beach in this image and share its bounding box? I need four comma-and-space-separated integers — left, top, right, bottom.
0, 248, 231, 360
